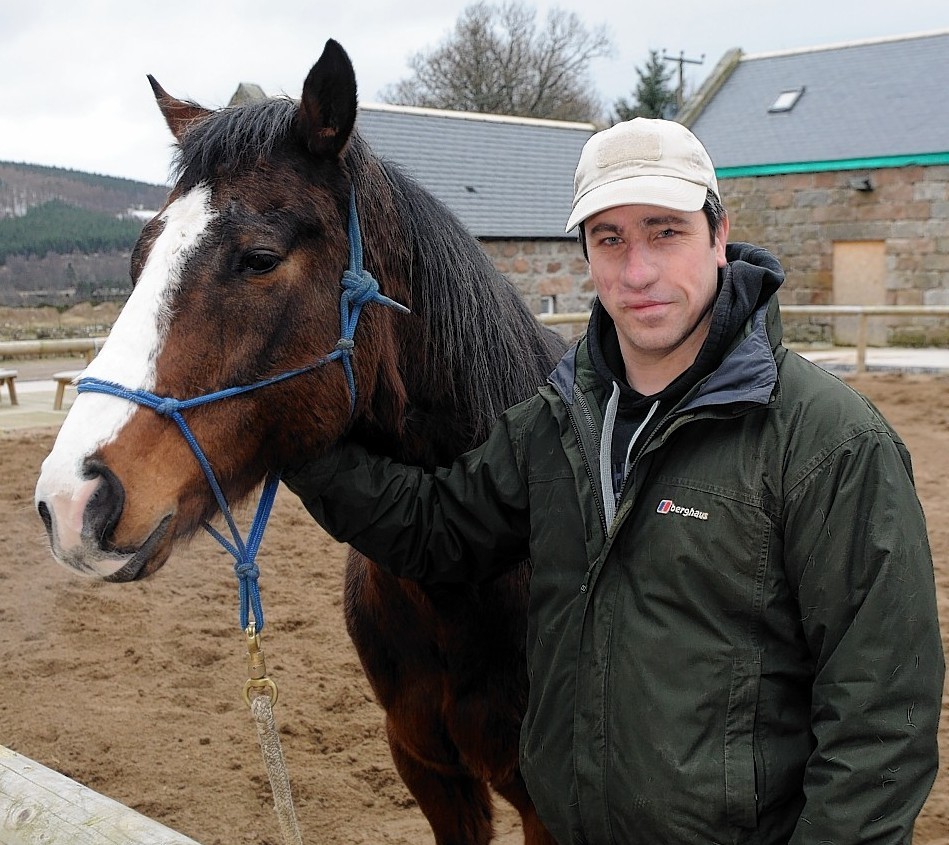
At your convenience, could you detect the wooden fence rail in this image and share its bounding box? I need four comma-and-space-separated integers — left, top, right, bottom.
0, 338, 106, 361
0, 744, 201, 844
1, 307, 948, 376
539, 306, 949, 375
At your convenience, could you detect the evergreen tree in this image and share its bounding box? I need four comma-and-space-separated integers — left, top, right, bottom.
0, 200, 143, 264
613, 50, 676, 122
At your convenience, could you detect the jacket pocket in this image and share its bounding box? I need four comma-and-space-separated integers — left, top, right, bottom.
724, 648, 762, 831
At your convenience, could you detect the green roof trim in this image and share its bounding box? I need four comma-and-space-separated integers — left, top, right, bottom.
716, 152, 949, 179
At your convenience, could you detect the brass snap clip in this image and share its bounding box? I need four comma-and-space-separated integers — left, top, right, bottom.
242, 624, 279, 708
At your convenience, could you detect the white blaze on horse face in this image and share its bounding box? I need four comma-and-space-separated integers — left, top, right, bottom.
35, 186, 217, 574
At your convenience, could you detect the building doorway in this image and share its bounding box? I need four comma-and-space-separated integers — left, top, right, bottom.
832, 241, 886, 346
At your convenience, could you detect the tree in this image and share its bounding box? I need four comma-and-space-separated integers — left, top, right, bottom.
613, 50, 676, 122
380, 1, 613, 123
0, 200, 143, 265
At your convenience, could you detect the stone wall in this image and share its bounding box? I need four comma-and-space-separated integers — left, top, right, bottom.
481, 165, 949, 347
722, 165, 949, 346
481, 238, 594, 337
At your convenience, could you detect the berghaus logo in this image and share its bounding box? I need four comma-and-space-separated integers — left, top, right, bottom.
657, 499, 709, 520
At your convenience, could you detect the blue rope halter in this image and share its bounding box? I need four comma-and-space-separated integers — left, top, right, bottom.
76, 187, 409, 631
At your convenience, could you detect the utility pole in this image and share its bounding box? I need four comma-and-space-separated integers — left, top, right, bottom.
661, 50, 705, 114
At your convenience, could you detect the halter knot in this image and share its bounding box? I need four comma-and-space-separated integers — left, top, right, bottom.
154, 397, 181, 416
341, 268, 379, 305
335, 338, 355, 353
234, 559, 260, 581
340, 269, 410, 316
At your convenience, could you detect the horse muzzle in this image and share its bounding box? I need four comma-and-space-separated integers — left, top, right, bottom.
35, 462, 174, 581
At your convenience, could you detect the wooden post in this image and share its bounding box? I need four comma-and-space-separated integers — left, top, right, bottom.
856, 313, 868, 374
0, 745, 202, 845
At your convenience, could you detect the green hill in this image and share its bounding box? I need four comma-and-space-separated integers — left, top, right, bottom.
0, 200, 144, 265
0, 161, 169, 305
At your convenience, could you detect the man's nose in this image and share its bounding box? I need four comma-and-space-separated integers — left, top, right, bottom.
621, 242, 659, 288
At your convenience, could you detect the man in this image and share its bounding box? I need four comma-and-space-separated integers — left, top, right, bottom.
285, 118, 944, 843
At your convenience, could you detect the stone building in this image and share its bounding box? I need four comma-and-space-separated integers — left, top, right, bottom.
681, 30, 949, 346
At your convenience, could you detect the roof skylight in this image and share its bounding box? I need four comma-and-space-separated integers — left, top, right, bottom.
769, 87, 805, 113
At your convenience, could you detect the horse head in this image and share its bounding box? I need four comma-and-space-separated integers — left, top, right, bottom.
34, 40, 411, 582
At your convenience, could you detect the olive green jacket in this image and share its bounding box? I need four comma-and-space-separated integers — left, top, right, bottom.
286, 253, 943, 844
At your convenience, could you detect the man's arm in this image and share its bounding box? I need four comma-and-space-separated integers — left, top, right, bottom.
785, 429, 944, 843
282, 412, 532, 583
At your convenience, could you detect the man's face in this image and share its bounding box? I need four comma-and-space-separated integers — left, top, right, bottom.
584, 203, 728, 389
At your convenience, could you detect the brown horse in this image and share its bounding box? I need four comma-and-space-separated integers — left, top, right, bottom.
35, 40, 564, 845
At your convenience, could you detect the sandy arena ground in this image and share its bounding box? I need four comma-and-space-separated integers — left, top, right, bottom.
1, 372, 947, 844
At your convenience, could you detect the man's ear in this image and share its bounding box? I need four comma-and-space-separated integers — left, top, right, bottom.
715, 214, 729, 267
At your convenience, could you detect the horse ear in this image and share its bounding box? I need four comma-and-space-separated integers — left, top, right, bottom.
147, 75, 211, 142
298, 39, 358, 158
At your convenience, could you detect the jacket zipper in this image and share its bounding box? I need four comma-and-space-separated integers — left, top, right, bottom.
569, 389, 704, 592
614, 403, 681, 504
568, 385, 608, 594
613, 398, 661, 506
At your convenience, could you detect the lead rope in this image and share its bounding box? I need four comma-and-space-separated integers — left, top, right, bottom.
76, 186, 410, 845
252, 696, 303, 845
244, 626, 304, 845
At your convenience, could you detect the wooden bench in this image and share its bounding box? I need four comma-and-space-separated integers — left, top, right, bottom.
53, 370, 83, 411
0, 369, 17, 405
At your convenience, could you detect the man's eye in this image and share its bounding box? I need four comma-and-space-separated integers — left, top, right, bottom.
240, 250, 281, 275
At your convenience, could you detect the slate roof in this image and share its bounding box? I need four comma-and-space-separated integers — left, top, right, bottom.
355, 104, 595, 238
685, 30, 949, 172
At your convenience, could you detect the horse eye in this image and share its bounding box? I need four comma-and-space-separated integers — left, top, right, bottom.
240, 250, 281, 275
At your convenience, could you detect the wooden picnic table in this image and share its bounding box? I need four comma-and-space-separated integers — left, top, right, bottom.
0, 368, 17, 405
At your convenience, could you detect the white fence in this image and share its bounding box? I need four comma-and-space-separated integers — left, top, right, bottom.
0, 744, 201, 844
540, 306, 949, 374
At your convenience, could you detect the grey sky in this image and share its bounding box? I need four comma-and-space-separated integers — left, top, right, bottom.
2, 0, 946, 186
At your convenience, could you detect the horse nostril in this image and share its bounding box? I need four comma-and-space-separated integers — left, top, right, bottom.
82, 461, 126, 548
37, 500, 53, 535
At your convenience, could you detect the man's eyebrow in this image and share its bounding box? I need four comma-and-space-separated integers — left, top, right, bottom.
640, 213, 690, 227
588, 213, 693, 236
588, 221, 622, 235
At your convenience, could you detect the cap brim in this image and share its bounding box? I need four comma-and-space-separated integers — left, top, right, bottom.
565, 176, 709, 233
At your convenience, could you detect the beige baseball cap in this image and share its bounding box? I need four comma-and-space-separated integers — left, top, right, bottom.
566, 117, 719, 232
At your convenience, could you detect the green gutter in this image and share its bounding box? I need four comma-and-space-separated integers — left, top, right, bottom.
716, 152, 949, 179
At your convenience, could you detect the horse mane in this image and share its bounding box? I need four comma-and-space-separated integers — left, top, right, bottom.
346, 136, 566, 452
170, 97, 567, 455
171, 97, 299, 186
